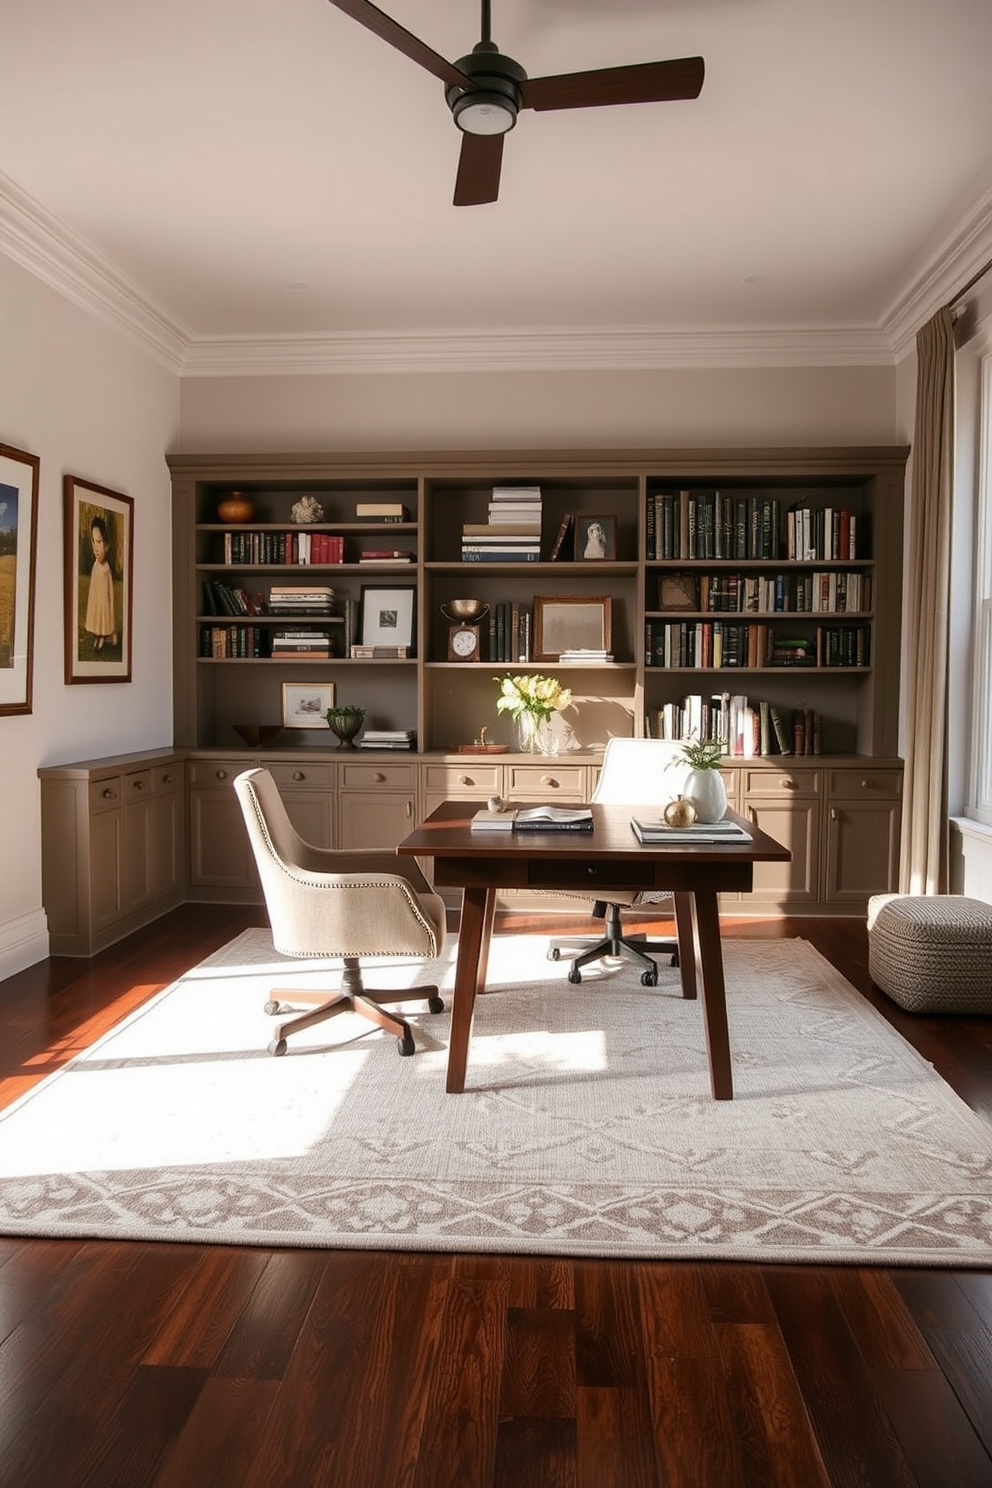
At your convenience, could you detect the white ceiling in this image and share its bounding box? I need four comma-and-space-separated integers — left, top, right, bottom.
2, 0, 992, 368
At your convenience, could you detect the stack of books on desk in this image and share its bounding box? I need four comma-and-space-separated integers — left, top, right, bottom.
630, 817, 752, 844
471, 805, 593, 832
358, 729, 416, 750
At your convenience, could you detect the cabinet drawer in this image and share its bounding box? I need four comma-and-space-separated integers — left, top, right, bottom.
89, 776, 122, 813
340, 761, 417, 789
268, 762, 334, 790
827, 768, 902, 800
151, 762, 183, 794
123, 769, 153, 801
424, 763, 502, 794
742, 766, 821, 798
188, 758, 246, 786
506, 764, 587, 797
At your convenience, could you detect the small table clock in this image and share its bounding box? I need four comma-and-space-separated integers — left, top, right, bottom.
448, 624, 482, 661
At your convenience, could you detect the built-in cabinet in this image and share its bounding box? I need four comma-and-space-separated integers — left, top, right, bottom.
37, 446, 910, 953
39, 751, 186, 955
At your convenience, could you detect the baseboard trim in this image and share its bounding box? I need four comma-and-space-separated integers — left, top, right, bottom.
0, 909, 50, 980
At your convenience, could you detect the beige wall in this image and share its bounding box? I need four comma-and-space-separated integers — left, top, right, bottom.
177, 364, 898, 454
0, 254, 179, 977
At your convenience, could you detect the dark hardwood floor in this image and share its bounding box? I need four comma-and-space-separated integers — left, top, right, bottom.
1, 905, 992, 1488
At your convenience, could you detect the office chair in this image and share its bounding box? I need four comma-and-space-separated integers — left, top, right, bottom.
547, 737, 686, 986
234, 767, 446, 1056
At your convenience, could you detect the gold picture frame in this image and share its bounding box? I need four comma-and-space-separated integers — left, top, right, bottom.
63, 475, 134, 685
532, 594, 612, 661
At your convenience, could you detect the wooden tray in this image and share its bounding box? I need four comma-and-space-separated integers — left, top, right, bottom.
455, 744, 509, 754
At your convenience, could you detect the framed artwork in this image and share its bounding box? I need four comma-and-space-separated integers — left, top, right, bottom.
532, 594, 612, 661
64, 475, 134, 684
282, 681, 336, 728
573, 514, 617, 561
658, 573, 699, 610
0, 442, 40, 716
359, 584, 416, 649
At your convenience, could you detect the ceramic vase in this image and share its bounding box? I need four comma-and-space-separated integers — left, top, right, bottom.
682, 767, 728, 823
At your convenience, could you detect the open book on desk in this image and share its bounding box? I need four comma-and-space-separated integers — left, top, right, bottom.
630, 816, 752, 845
471, 805, 594, 832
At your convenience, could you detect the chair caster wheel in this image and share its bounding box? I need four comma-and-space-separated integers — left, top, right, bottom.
567, 969, 582, 984
548, 947, 562, 961
398, 1035, 416, 1056
670, 953, 680, 968
267, 1038, 288, 1056
264, 1000, 282, 1016
641, 969, 659, 987
428, 996, 445, 1014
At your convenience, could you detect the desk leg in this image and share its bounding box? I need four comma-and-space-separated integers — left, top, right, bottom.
690, 891, 733, 1101
446, 886, 494, 1094
673, 893, 697, 1000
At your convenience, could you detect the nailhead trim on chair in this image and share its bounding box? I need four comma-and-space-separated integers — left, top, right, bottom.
867, 893, 992, 1013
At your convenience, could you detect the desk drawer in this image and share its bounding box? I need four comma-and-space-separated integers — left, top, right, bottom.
340, 761, 416, 789
527, 859, 656, 891
268, 762, 334, 790
506, 763, 587, 798
424, 763, 502, 794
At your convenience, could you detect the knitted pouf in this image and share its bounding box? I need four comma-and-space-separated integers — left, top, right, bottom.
867, 894, 992, 1013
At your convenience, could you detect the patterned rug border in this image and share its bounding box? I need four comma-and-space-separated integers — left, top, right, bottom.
3, 933, 992, 1266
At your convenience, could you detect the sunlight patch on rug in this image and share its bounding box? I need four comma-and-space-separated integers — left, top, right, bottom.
2, 932, 991, 1264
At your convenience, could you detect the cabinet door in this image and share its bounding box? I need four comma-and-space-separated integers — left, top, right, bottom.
147, 788, 183, 900
90, 807, 124, 931
189, 787, 257, 892
338, 792, 415, 850
824, 798, 901, 904
743, 797, 821, 906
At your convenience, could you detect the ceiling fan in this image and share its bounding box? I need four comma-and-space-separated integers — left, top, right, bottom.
327, 0, 704, 206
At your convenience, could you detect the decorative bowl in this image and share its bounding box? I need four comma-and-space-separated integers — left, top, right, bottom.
233, 723, 282, 749
441, 599, 490, 623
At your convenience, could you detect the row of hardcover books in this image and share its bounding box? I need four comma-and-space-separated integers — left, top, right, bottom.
487, 601, 531, 663
216, 532, 346, 565
645, 621, 869, 669
658, 570, 871, 615
647, 694, 823, 757
646, 492, 863, 563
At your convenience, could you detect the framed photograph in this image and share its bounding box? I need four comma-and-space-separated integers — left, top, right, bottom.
573, 514, 617, 561
659, 572, 699, 610
532, 595, 612, 661
64, 475, 134, 684
282, 680, 336, 728
0, 442, 40, 716
360, 584, 416, 649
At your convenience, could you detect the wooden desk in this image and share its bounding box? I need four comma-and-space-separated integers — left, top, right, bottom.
397, 802, 790, 1099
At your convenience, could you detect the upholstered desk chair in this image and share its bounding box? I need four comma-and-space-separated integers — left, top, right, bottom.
234, 767, 446, 1056
548, 737, 686, 986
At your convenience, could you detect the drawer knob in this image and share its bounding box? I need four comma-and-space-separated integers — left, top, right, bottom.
102, 788, 116, 800
458, 774, 471, 786
861, 778, 870, 789
162, 773, 172, 784
541, 775, 559, 788
293, 771, 304, 781
781, 777, 796, 791
373, 772, 386, 783
216, 770, 228, 781
132, 780, 145, 791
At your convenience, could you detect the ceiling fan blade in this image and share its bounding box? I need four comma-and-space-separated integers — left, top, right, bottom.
522, 56, 704, 112
453, 133, 504, 206
326, 0, 472, 90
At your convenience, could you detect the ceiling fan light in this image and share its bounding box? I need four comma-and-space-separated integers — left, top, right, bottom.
452, 89, 518, 135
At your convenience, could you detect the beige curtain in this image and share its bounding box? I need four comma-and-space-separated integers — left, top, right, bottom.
899, 306, 955, 894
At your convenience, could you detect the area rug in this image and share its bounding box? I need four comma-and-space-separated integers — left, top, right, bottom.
2, 932, 992, 1265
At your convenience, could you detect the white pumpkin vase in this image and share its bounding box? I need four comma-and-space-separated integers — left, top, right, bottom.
678, 738, 729, 823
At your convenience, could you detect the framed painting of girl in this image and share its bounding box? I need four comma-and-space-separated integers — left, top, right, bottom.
63, 475, 134, 684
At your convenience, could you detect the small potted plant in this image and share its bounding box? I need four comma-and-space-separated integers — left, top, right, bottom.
677, 736, 728, 822
325, 704, 366, 750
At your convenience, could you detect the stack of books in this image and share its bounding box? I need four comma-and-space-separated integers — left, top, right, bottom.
630, 816, 752, 845
558, 648, 613, 664
349, 643, 411, 659
356, 502, 410, 523
270, 629, 334, 658
358, 549, 415, 565
471, 805, 593, 833
461, 485, 542, 562
267, 585, 336, 617
358, 729, 416, 751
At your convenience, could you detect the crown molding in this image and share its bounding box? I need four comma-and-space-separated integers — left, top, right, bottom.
179, 324, 896, 376
0, 171, 188, 372
883, 187, 992, 362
